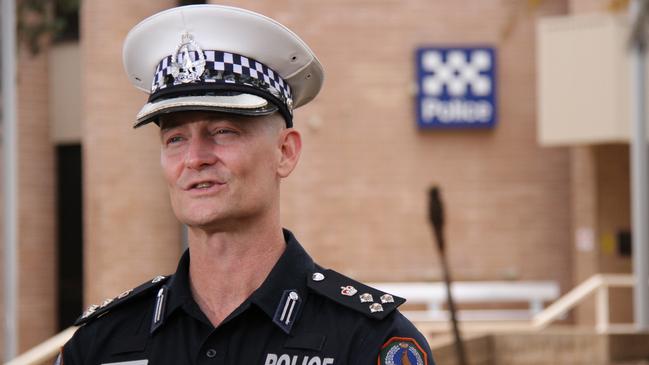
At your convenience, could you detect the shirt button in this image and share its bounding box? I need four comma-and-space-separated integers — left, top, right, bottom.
206, 349, 217, 358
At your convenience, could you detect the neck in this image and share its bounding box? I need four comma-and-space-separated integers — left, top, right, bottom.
187, 216, 286, 327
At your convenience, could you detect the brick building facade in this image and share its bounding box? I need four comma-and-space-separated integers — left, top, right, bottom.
2, 0, 637, 355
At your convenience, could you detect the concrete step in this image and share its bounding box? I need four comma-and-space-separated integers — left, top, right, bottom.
427, 329, 649, 365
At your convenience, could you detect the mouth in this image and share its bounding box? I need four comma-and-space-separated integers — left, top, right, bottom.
191, 181, 216, 189
185, 179, 225, 192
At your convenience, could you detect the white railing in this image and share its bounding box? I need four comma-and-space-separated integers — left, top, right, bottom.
371, 280, 560, 321
3, 274, 640, 365
532, 273, 635, 333
4, 327, 76, 365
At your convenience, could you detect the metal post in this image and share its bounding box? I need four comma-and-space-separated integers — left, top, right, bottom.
1, 0, 19, 359
630, 0, 649, 332
428, 187, 468, 365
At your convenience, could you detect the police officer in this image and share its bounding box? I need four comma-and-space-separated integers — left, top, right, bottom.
59, 5, 435, 365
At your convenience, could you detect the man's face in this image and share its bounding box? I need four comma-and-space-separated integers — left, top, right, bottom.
159, 111, 299, 231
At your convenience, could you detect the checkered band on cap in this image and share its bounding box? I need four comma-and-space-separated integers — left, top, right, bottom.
150, 50, 293, 109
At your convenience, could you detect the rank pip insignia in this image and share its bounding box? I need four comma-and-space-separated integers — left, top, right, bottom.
117, 288, 133, 299
99, 298, 114, 308
340, 285, 357, 296
379, 337, 428, 365
369, 303, 384, 313
381, 294, 395, 304
359, 293, 373, 303
81, 304, 99, 319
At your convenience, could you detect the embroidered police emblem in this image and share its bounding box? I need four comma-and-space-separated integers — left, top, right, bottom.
170, 32, 206, 84
379, 337, 427, 365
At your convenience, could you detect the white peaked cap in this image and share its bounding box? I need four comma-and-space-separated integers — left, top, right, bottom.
123, 4, 324, 128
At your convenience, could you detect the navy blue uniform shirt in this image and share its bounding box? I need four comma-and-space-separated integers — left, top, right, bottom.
60, 230, 435, 365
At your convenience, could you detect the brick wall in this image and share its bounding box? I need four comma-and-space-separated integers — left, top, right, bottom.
6, 0, 631, 355
199, 0, 574, 293
81, 0, 182, 306
16, 43, 57, 350
79, 0, 575, 330
0, 9, 58, 356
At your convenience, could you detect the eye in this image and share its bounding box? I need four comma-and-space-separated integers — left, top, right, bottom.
165, 135, 185, 145
209, 128, 240, 139
211, 128, 236, 135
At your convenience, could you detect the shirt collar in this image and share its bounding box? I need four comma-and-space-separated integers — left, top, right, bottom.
162, 229, 315, 333
249, 229, 315, 328
164, 247, 195, 321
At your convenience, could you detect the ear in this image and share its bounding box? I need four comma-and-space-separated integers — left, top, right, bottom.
277, 128, 302, 178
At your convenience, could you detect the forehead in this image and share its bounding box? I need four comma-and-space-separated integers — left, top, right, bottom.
158, 111, 280, 131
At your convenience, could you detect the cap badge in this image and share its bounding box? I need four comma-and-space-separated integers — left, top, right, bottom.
359, 293, 374, 303
340, 285, 357, 296
170, 32, 206, 84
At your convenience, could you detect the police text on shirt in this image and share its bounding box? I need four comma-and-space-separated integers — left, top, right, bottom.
264, 353, 335, 365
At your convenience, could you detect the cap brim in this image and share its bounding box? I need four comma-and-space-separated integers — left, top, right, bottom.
134, 93, 278, 128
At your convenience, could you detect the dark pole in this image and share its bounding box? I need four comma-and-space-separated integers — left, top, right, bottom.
428, 186, 468, 365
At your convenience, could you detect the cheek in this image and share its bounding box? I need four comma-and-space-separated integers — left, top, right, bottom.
160, 153, 183, 187
248, 145, 280, 178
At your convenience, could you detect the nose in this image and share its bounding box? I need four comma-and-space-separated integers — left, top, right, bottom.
184, 135, 218, 170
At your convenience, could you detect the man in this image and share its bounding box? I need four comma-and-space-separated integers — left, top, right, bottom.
60, 4, 435, 365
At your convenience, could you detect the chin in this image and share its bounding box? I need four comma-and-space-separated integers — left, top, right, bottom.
179, 210, 225, 228
172, 198, 225, 224
171, 197, 269, 230
178, 205, 252, 230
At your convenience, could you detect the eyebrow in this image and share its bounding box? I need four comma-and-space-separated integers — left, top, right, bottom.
158, 118, 178, 132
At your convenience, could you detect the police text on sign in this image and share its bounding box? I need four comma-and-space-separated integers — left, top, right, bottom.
416, 47, 497, 129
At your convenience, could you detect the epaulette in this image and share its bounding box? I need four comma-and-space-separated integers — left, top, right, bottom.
74, 275, 170, 326
307, 268, 405, 320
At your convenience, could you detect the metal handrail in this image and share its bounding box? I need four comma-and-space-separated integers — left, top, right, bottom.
532, 273, 635, 332
4, 327, 76, 365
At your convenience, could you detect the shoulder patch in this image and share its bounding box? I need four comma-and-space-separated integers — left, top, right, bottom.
307, 269, 405, 320
74, 275, 169, 326
379, 337, 428, 365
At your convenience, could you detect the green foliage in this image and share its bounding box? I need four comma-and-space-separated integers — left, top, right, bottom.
53, 0, 80, 43
17, 0, 80, 54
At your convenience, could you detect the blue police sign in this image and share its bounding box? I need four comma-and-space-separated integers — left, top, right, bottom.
416, 47, 497, 129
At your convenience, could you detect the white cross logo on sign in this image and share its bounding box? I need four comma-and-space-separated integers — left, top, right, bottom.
421, 50, 492, 97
